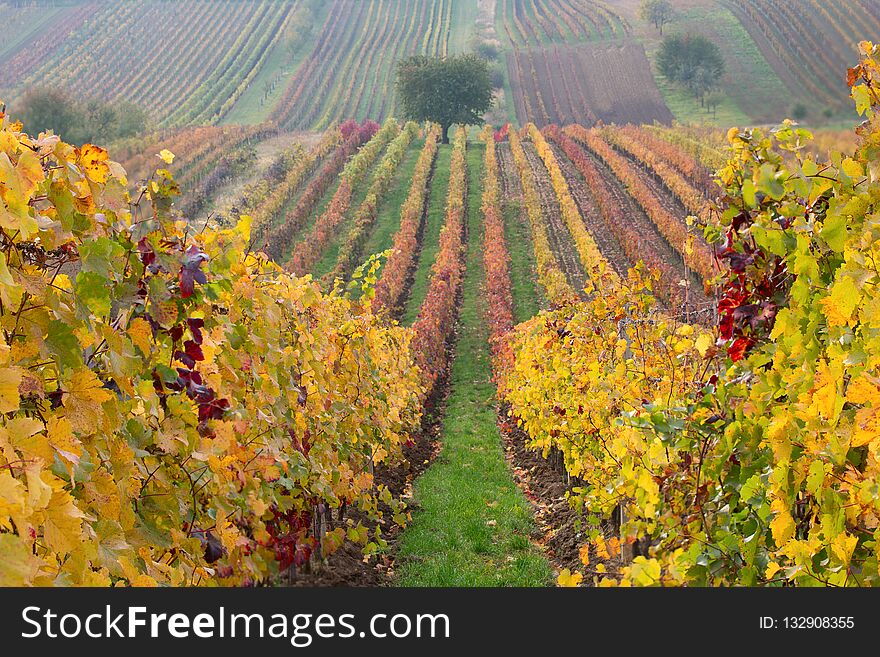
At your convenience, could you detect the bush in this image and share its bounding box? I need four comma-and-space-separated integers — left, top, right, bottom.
475, 40, 500, 61
12, 87, 149, 144
657, 33, 724, 100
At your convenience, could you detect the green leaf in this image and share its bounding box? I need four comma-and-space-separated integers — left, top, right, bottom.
820, 214, 848, 253
757, 163, 785, 200
852, 84, 872, 116
75, 271, 112, 317
79, 237, 125, 276
45, 319, 82, 369
807, 461, 825, 496
751, 224, 788, 257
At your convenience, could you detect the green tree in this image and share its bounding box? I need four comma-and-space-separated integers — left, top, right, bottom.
657, 33, 725, 103
15, 87, 87, 144
396, 54, 493, 143
14, 87, 148, 145
640, 0, 675, 34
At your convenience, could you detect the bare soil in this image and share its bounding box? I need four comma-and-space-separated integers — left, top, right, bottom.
510, 39, 673, 127
521, 141, 588, 294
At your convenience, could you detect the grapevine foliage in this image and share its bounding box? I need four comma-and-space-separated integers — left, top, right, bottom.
506, 43, 880, 586
0, 109, 424, 586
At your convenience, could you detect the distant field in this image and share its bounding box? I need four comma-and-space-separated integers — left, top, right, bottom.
507, 40, 673, 126
2, 0, 876, 131
722, 0, 880, 117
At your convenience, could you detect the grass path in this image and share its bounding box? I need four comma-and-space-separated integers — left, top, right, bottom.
361, 138, 425, 265
393, 142, 553, 587
502, 200, 541, 322
403, 145, 453, 324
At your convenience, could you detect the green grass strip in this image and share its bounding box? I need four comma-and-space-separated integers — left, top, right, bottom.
361, 138, 425, 264
502, 200, 541, 322
393, 142, 553, 587
403, 144, 453, 324
311, 165, 380, 279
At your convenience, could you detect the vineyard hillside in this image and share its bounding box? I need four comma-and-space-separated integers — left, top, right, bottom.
2, 0, 880, 593
4, 0, 877, 130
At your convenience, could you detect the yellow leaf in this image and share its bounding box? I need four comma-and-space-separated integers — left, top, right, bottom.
0, 534, 39, 586
812, 361, 840, 422
847, 373, 880, 406
24, 464, 52, 511
766, 411, 794, 462
247, 492, 268, 517
579, 544, 590, 567
694, 333, 714, 358
0, 366, 21, 412
557, 568, 583, 587
852, 406, 880, 447
79, 144, 110, 183
0, 472, 25, 530
819, 276, 859, 327
830, 532, 858, 568
43, 487, 84, 554
47, 416, 82, 463
131, 574, 159, 587
765, 561, 781, 580
127, 317, 153, 356
62, 368, 113, 434
770, 499, 796, 547
158, 149, 175, 165
7, 416, 50, 463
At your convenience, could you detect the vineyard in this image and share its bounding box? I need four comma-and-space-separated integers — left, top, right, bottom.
2, 0, 880, 594
3, 0, 877, 131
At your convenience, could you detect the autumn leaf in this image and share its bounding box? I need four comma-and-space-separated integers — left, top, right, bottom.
694, 333, 714, 358
158, 149, 175, 165
579, 544, 590, 567
47, 416, 82, 466
43, 487, 85, 554
79, 144, 110, 183
0, 366, 22, 412
127, 317, 153, 356
0, 534, 39, 586
557, 568, 583, 587
770, 499, 795, 547
819, 276, 859, 327
62, 368, 113, 434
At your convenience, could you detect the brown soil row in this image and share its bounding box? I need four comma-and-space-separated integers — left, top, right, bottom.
521, 141, 588, 294
496, 141, 524, 201
547, 141, 631, 278
559, 136, 713, 319
508, 40, 673, 127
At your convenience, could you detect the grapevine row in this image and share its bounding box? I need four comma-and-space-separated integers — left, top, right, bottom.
263, 125, 372, 263
527, 124, 617, 284
602, 125, 715, 223
544, 126, 689, 311
245, 128, 342, 232
613, 125, 715, 195
480, 127, 516, 385
287, 118, 400, 274
0, 115, 425, 586
566, 125, 717, 285
643, 124, 728, 172
507, 128, 576, 305
328, 121, 421, 284
411, 126, 468, 396
373, 124, 442, 315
